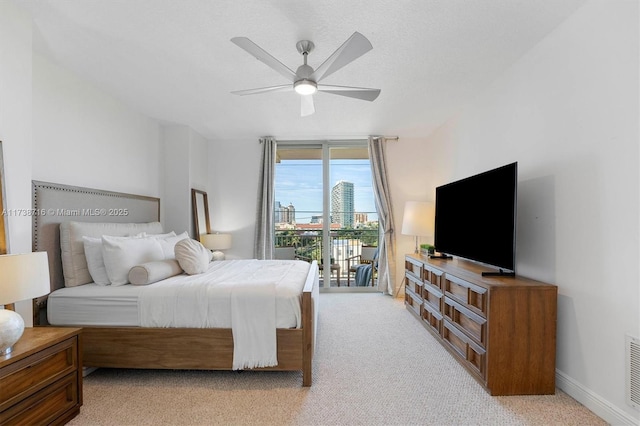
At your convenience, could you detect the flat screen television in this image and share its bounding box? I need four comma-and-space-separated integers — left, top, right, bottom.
434, 162, 517, 274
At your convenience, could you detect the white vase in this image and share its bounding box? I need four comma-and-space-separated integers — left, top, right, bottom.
0, 309, 25, 355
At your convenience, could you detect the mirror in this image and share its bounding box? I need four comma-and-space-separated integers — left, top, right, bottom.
191, 189, 210, 242
0, 141, 8, 254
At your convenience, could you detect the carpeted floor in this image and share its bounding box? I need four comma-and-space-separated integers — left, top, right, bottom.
69, 293, 606, 425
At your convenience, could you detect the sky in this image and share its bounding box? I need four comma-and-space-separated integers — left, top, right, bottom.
275, 159, 377, 223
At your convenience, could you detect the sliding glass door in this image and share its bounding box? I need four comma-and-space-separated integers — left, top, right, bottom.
274, 141, 378, 290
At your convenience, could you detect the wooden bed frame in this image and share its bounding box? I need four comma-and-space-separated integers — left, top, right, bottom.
32, 181, 319, 386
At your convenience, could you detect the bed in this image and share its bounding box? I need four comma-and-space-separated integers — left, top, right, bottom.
32, 181, 319, 386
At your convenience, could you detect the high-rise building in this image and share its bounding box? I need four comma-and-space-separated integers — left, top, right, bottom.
331, 180, 354, 227
275, 201, 295, 224
354, 212, 368, 225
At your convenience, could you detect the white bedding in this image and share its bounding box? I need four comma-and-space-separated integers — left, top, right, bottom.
48, 259, 310, 329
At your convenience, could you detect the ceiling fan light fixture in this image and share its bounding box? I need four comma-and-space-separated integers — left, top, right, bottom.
294, 79, 317, 95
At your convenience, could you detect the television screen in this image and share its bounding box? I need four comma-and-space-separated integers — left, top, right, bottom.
434, 162, 517, 272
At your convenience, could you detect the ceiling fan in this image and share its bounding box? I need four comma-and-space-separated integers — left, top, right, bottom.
230, 32, 380, 117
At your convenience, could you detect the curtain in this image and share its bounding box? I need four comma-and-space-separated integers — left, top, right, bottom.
254, 137, 276, 259
368, 136, 397, 295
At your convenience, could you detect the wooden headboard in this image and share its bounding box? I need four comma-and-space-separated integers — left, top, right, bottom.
32, 181, 160, 324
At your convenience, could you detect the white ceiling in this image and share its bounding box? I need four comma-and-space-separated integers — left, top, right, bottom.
17, 0, 586, 141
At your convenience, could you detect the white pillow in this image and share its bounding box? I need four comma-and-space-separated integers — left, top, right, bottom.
155, 231, 189, 259
82, 236, 111, 285
128, 259, 183, 285
82, 233, 147, 285
102, 236, 165, 286
174, 239, 210, 275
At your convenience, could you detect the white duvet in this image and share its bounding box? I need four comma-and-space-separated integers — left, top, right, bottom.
138, 259, 308, 328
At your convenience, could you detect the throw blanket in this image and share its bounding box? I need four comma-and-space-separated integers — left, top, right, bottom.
355, 264, 373, 286
231, 281, 277, 369
137, 259, 309, 369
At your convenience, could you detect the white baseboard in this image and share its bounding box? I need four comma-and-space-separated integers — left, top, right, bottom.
556, 369, 639, 425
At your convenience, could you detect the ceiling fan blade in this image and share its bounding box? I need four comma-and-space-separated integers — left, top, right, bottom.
231, 37, 297, 82
310, 32, 373, 82
231, 85, 292, 96
317, 84, 380, 101
301, 95, 315, 117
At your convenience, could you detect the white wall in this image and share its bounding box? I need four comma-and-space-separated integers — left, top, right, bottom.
387, 1, 638, 423
0, 3, 35, 322
32, 54, 161, 199
162, 126, 191, 235
209, 138, 262, 260
0, 1, 33, 256
162, 125, 208, 238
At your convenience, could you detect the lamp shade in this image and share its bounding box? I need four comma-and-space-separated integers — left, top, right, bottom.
401, 201, 434, 237
0, 252, 50, 305
0, 251, 50, 355
201, 233, 232, 251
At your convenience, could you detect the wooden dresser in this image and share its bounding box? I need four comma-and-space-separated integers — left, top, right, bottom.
0, 327, 82, 425
404, 254, 557, 395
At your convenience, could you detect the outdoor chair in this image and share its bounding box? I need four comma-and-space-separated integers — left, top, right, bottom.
346, 246, 378, 286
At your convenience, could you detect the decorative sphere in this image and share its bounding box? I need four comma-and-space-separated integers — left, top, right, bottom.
0, 310, 25, 354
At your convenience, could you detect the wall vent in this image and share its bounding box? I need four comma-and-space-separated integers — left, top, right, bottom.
627, 334, 640, 411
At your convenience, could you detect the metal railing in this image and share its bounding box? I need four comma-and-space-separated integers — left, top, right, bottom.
275, 227, 378, 280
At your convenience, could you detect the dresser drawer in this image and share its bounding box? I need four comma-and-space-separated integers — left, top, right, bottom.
442, 320, 486, 378
405, 257, 423, 280
404, 286, 422, 317
0, 372, 79, 426
421, 301, 443, 335
443, 274, 487, 316
0, 337, 78, 410
405, 272, 423, 295
423, 264, 443, 290
443, 297, 487, 347
422, 282, 443, 313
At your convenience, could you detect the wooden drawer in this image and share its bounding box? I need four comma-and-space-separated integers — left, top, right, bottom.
405, 257, 423, 280
421, 302, 443, 335
405, 272, 423, 295
422, 282, 443, 313
443, 297, 487, 347
404, 286, 422, 317
442, 320, 486, 378
0, 372, 79, 426
0, 338, 78, 410
443, 274, 487, 317
422, 264, 443, 290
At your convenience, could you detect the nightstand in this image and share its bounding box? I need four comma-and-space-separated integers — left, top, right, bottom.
0, 327, 82, 425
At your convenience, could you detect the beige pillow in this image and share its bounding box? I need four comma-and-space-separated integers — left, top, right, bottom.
174, 239, 210, 275
60, 221, 163, 287
128, 259, 183, 285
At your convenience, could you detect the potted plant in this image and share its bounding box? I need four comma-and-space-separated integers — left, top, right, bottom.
420, 244, 435, 256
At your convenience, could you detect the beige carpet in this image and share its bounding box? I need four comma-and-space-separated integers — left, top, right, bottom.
69, 294, 606, 425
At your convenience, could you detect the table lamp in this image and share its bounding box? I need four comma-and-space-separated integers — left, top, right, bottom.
201, 233, 232, 261
401, 201, 435, 254
0, 252, 50, 355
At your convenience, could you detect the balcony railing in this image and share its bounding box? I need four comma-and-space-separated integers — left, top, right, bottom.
275, 227, 378, 282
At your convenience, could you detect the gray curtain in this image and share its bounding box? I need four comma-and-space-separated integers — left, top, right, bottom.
254, 137, 276, 259
368, 136, 396, 295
